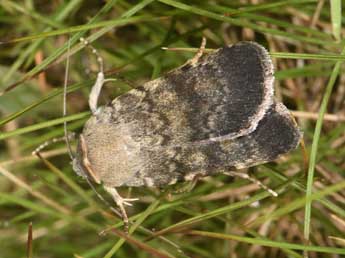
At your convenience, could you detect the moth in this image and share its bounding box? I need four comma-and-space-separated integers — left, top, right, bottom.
68, 39, 301, 227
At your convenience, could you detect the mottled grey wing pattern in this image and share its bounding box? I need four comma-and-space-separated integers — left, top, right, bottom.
79, 42, 301, 187
139, 103, 301, 187
109, 42, 273, 145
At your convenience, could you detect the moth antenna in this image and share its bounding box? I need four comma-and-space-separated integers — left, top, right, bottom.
63, 36, 75, 160
79, 37, 105, 115
224, 171, 278, 197
32, 38, 76, 157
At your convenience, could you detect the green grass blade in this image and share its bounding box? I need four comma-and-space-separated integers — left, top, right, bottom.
189, 230, 345, 255
0, 112, 90, 140
330, 0, 342, 41
303, 46, 345, 242
158, 0, 339, 46
1, 0, 83, 84
103, 199, 161, 258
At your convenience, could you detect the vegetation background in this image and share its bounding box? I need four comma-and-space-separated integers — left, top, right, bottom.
0, 0, 345, 257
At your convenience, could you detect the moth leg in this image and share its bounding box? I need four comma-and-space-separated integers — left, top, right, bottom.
79, 37, 105, 115
187, 36, 207, 65
32, 132, 76, 156
224, 171, 278, 197
103, 186, 139, 232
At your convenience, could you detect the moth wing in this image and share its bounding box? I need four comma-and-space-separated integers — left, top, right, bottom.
139, 103, 301, 186
216, 102, 301, 170
112, 42, 274, 145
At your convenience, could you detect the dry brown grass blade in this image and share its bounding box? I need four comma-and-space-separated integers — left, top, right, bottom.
111, 228, 174, 258
26, 222, 33, 258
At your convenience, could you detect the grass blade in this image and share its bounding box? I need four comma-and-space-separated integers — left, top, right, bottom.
303, 47, 345, 242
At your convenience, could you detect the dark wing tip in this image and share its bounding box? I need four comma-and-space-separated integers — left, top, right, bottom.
254, 103, 302, 160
